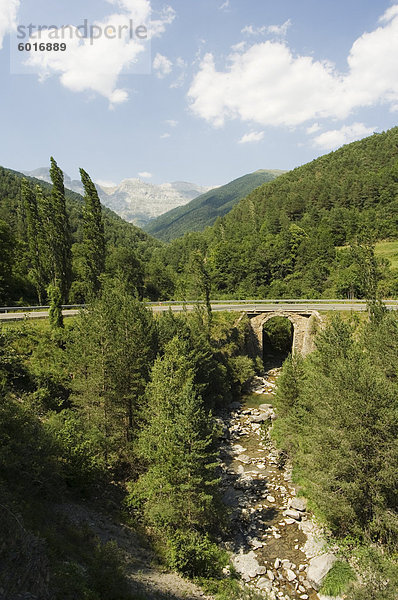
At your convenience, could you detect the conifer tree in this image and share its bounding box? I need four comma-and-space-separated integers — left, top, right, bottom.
130, 336, 220, 532
79, 168, 106, 296
70, 282, 157, 471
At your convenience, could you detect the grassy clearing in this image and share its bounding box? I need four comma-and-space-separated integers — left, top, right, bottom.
374, 240, 398, 269
320, 560, 356, 596
0, 315, 76, 332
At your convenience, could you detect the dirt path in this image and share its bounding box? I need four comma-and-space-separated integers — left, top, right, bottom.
217, 369, 325, 600
56, 502, 213, 600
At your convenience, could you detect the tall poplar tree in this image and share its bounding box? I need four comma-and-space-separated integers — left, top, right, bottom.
21, 179, 45, 304
79, 168, 106, 296
48, 157, 72, 302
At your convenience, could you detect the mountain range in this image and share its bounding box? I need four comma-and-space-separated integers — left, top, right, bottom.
22, 168, 211, 228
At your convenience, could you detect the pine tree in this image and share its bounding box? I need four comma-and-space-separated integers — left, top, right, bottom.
21, 179, 45, 304
284, 314, 398, 547
48, 157, 72, 302
70, 282, 157, 472
79, 168, 106, 296
130, 336, 220, 532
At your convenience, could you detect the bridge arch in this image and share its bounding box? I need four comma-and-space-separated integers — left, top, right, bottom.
247, 310, 321, 359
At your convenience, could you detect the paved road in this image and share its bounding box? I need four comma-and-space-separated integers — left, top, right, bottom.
1, 300, 397, 322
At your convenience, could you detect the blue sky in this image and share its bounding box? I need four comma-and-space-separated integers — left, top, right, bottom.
0, 0, 398, 186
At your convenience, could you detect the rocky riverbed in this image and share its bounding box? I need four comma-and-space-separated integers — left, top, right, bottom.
216, 369, 336, 600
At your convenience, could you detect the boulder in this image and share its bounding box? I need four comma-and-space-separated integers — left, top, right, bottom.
259, 403, 273, 411
250, 413, 271, 423
289, 497, 307, 512
232, 551, 264, 580
285, 568, 297, 582
236, 454, 252, 464
307, 553, 336, 590
284, 509, 301, 520
256, 577, 272, 592
229, 401, 241, 410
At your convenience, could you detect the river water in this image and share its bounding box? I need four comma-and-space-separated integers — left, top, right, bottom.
217, 368, 322, 600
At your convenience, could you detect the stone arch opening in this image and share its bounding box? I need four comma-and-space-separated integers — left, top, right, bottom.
262, 315, 294, 368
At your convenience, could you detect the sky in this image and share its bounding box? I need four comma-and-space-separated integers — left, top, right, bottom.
0, 0, 398, 186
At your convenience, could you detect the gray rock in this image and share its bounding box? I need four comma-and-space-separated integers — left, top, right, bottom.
256, 577, 272, 592
229, 401, 241, 410
285, 568, 297, 582
307, 553, 336, 591
259, 403, 273, 411
289, 497, 307, 512
232, 551, 264, 579
267, 570, 275, 581
284, 509, 302, 520
274, 558, 281, 569
250, 413, 271, 423
236, 454, 252, 465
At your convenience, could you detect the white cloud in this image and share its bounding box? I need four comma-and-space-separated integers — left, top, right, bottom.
231, 41, 246, 52
241, 20, 291, 38
306, 122, 321, 135
170, 57, 187, 88
138, 171, 152, 178
0, 0, 20, 48
188, 5, 398, 131
165, 119, 178, 127
153, 52, 172, 78
379, 5, 398, 23
239, 130, 264, 144
219, 1, 230, 11
23, 0, 175, 106
313, 123, 375, 150
160, 132, 171, 139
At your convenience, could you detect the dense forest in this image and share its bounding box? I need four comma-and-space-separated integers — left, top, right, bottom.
0, 163, 167, 305
273, 306, 398, 599
0, 284, 260, 599
158, 127, 398, 300
2, 129, 398, 306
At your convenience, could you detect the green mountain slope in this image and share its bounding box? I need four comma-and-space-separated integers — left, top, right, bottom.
0, 166, 162, 303
144, 169, 284, 241
161, 127, 398, 299
0, 166, 150, 247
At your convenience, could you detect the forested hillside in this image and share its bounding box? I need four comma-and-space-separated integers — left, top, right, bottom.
0, 165, 167, 304
144, 169, 283, 241
0, 292, 258, 599
159, 128, 398, 299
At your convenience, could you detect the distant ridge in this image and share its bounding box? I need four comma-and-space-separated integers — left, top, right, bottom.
144, 169, 285, 241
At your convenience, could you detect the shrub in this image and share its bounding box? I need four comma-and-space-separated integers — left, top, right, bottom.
320, 560, 356, 596
168, 530, 228, 578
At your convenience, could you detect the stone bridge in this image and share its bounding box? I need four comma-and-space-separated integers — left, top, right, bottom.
245, 310, 323, 358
